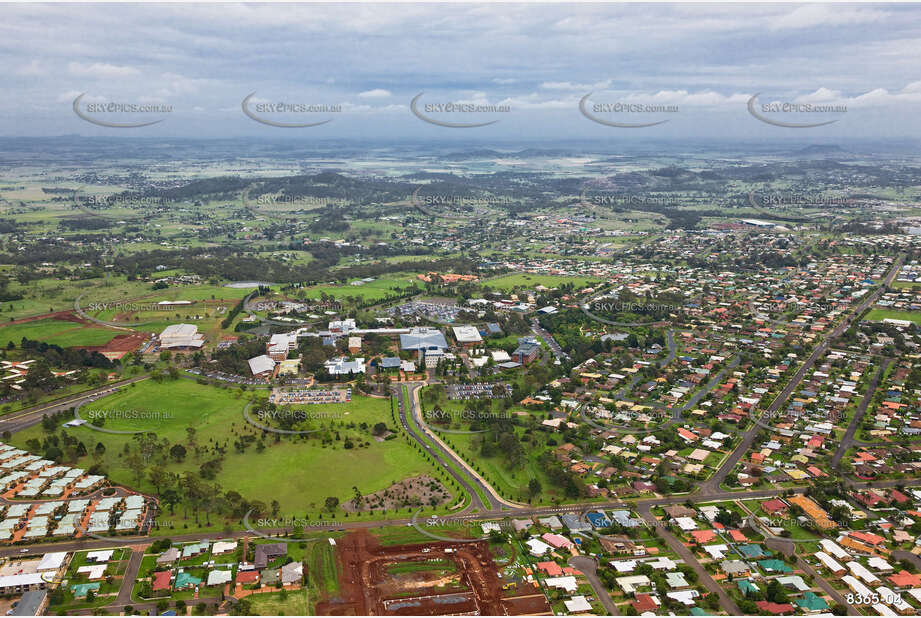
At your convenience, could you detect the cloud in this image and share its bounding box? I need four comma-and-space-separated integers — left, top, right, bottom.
770, 4, 889, 30
358, 88, 391, 98
16, 59, 44, 76
67, 62, 140, 78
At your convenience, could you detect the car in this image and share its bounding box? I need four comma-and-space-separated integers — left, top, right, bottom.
19, 548, 29, 553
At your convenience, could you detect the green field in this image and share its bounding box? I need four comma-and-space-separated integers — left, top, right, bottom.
481, 273, 601, 291
865, 308, 921, 325
11, 379, 446, 517
0, 318, 119, 348
247, 589, 310, 615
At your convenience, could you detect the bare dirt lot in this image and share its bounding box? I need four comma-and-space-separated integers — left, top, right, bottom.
340, 475, 451, 513
317, 530, 550, 616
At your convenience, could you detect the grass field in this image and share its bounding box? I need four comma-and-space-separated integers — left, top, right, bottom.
481, 273, 601, 291
0, 318, 119, 348
297, 273, 420, 302
11, 379, 445, 517
247, 589, 310, 615
865, 308, 921, 325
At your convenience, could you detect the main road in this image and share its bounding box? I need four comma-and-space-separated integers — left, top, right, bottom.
704, 254, 904, 495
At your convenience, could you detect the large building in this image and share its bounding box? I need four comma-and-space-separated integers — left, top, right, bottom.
513, 337, 541, 365
159, 324, 205, 350
399, 328, 448, 352
325, 357, 366, 375
267, 333, 297, 361
452, 325, 483, 346
248, 354, 277, 379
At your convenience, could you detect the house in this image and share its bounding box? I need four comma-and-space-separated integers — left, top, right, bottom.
236, 570, 259, 585
526, 538, 553, 557
616, 575, 651, 594
281, 562, 303, 585
254, 543, 287, 569
152, 571, 172, 591
536, 561, 563, 577
720, 560, 750, 577
564, 596, 592, 613
815, 551, 846, 576
544, 576, 578, 592
761, 499, 788, 515
156, 547, 180, 565
795, 591, 829, 613
207, 570, 232, 587
756, 601, 795, 614
541, 533, 574, 550
631, 593, 659, 613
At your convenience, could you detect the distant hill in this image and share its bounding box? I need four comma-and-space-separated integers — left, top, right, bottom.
443, 148, 571, 160
796, 144, 847, 156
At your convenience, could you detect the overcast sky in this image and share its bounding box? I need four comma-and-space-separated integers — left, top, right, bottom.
1, 2, 919, 140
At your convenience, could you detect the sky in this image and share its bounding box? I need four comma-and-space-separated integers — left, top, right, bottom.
1, 2, 919, 140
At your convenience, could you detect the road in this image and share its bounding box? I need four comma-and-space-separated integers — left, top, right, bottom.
704, 254, 904, 494
403, 383, 523, 511
832, 358, 891, 470
635, 501, 741, 615
568, 555, 619, 615
0, 374, 150, 434
394, 384, 491, 512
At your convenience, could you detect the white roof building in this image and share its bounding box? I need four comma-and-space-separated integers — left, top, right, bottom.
564, 596, 592, 613
452, 325, 482, 344
815, 551, 845, 574
248, 354, 276, 376
842, 575, 872, 598
159, 324, 205, 349
526, 538, 552, 557
847, 561, 880, 584
37, 552, 67, 571
544, 576, 577, 592
617, 575, 651, 594
820, 539, 851, 560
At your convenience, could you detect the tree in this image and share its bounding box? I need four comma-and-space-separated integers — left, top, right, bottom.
324, 496, 340, 512
170, 443, 188, 462
528, 478, 542, 497
148, 465, 169, 494
126, 452, 146, 488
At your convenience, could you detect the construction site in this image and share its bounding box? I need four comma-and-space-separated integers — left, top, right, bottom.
317, 531, 551, 616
